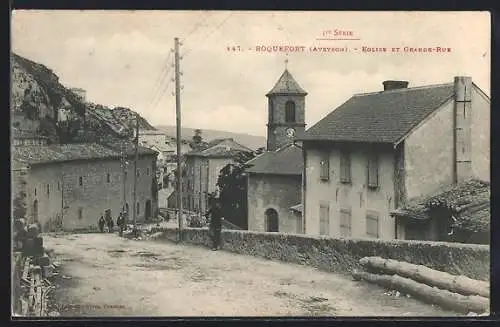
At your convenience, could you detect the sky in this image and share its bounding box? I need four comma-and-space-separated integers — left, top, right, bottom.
11, 11, 490, 137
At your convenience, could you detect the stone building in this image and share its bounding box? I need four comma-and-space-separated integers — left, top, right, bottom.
299, 77, 490, 240
182, 138, 252, 215
11, 142, 158, 231
12, 129, 49, 146
70, 88, 86, 102
138, 129, 170, 149
246, 67, 306, 233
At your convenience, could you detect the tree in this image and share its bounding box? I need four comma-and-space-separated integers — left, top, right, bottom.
193, 129, 202, 144
12, 191, 27, 220
215, 150, 257, 229
190, 129, 205, 150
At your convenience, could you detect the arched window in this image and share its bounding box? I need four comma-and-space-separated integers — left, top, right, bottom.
285, 101, 296, 122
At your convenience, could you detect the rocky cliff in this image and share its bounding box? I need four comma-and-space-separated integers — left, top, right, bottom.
11, 53, 155, 145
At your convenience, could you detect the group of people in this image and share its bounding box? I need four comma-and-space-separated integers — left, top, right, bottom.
98, 209, 128, 236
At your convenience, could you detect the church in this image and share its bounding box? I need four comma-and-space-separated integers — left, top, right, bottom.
245, 65, 306, 234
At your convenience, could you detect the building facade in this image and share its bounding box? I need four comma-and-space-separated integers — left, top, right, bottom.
183, 138, 252, 216
246, 144, 303, 233
70, 88, 86, 102
246, 67, 306, 233
11, 143, 158, 231
138, 129, 171, 149
299, 77, 490, 240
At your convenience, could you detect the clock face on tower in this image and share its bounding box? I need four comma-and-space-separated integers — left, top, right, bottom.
286, 127, 296, 138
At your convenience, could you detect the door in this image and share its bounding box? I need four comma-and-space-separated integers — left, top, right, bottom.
145, 200, 152, 221
265, 208, 279, 232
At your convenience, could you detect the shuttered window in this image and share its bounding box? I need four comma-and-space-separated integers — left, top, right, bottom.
340, 151, 351, 183
367, 153, 379, 188
320, 153, 330, 181
319, 203, 330, 235
366, 212, 379, 238
340, 208, 352, 237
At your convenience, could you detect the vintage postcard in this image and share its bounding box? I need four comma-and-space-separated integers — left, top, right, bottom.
11, 10, 490, 318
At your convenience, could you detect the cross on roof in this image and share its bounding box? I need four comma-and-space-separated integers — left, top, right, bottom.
284, 58, 289, 69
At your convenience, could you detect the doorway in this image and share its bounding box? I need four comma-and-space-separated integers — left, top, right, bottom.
145, 200, 152, 221
265, 208, 279, 232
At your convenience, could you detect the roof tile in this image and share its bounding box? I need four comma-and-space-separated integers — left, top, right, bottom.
245, 143, 303, 175
300, 84, 455, 144
267, 69, 307, 96
12, 142, 156, 165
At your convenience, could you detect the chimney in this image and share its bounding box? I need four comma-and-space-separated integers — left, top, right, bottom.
453, 76, 473, 183
382, 80, 409, 91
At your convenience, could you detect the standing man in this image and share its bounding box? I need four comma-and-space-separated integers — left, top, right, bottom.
208, 197, 223, 251
117, 210, 125, 237
105, 209, 114, 233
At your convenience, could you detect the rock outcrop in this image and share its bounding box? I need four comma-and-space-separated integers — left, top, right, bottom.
11, 53, 155, 145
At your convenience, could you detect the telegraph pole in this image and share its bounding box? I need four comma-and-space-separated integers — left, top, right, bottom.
121, 143, 128, 219
132, 113, 139, 231
174, 37, 184, 241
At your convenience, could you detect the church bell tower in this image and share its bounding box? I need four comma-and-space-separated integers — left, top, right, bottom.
266, 62, 307, 151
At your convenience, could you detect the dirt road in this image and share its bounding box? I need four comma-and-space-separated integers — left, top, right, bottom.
44, 233, 459, 317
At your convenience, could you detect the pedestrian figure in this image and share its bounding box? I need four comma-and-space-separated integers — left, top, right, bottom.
98, 215, 105, 233
207, 197, 223, 251
117, 211, 125, 237
105, 209, 114, 233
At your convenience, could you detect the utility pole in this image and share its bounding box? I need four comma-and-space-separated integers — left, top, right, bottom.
132, 113, 139, 231
198, 164, 202, 221
174, 37, 184, 241
121, 142, 128, 220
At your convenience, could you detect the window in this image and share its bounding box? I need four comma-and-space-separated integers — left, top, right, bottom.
57, 181, 61, 191
46, 184, 50, 197
136, 169, 140, 177
340, 208, 352, 237
106, 173, 111, 183
320, 153, 330, 181
137, 202, 140, 215
319, 202, 330, 235
78, 207, 83, 220
367, 153, 379, 188
268, 98, 274, 123
34, 187, 37, 196
285, 101, 296, 122
366, 212, 379, 238
340, 151, 351, 183
147, 167, 150, 176
79, 176, 83, 186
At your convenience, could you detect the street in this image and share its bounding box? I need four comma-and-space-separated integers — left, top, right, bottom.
44, 233, 459, 317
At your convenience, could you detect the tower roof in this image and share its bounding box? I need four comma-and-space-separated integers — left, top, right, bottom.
266, 69, 307, 96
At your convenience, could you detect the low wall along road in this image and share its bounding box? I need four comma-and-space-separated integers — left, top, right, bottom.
153, 227, 490, 282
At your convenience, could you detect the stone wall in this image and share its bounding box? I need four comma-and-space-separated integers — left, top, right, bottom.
154, 227, 490, 281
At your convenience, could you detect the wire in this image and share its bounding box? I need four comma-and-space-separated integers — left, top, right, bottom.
182, 11, 213, 43
149, 62, 174, 111
147, 51, 173, 111
150, 73, 175, 111
182, 12, 233, 57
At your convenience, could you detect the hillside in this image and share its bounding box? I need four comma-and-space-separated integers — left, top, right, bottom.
11, 53, 155, 145
156, 125, 266, 150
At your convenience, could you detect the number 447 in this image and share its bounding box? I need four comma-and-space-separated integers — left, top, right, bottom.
227, 46, 241, 52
